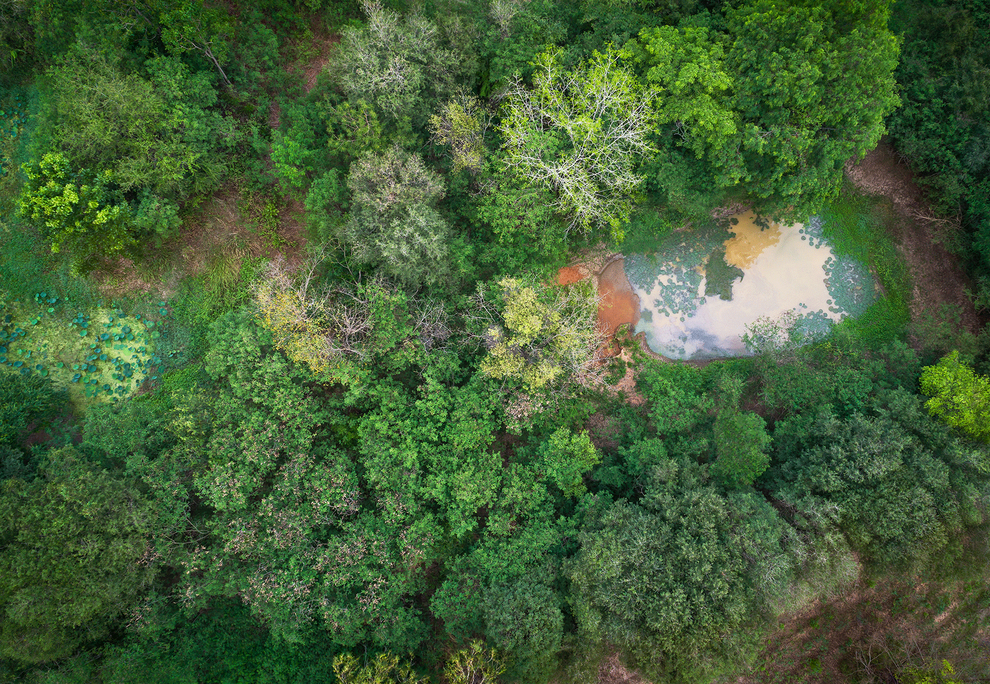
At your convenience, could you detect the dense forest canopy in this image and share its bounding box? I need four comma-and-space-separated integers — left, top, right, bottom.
1, 0, 989, 682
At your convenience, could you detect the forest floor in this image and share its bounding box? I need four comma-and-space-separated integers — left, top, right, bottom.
734, 551, 990, 683
93, 187, 306, 301
844, 139, 982, 338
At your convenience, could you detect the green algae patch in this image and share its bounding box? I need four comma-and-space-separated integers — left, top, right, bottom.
0, 295, 164, 411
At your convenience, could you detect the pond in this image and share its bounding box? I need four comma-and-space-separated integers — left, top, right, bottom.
616, 212, 878, 360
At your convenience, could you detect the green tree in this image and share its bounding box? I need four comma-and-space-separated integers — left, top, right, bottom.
0, 370, 66, 454
538, 427, 600, 497
711, 410, 771, 488
19, 152, 133, 258
499, 46, 657, 237
160, 0, 234, 87
768, 390, 989, 566
483, 580, 562, 684
0, 0, 31, 69
722, 0, 901, 216
344, 146, 452, 287
43, 48, 200, 199
567, 457, 795, 676
624, 0, 900, 218
0, 369, 68, 480
622, 25, 737, 176
0, 447, 156, 663
920, 350, 990, 443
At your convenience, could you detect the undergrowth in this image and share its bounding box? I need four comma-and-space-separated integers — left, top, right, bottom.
820, 187, 912, 346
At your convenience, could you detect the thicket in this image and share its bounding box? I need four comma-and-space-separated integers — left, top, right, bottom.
1, 0, 989, 683
887, 0, 990, 308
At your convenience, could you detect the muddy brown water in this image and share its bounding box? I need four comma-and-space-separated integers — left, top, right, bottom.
597, 258, 640, 337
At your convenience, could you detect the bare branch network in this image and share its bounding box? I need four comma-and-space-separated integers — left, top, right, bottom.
499, 48, 658, 234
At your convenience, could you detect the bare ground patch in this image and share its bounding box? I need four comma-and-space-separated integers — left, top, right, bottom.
92, 185, 307, 300
283, 17, 341, 95
735, 572, 990, 684
844, 140, 981, 338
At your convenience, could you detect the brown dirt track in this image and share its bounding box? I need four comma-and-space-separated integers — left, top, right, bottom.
844, 140, 981, 337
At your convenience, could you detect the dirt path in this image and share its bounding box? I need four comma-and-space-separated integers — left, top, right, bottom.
844, 140, 982, 336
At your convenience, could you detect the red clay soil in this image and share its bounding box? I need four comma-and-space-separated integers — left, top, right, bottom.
844, 140, 982, 335
557, 265, 588, 286
597, 258, 640, 339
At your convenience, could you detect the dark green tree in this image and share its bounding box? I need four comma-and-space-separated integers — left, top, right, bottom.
0, 448, 156, 663
768, 389, 990, 566
567, 457, 796, 678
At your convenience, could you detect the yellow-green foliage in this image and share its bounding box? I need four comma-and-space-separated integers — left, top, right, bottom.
479, 277, 600, 393
429, 96, 487, 174
0, 296, 159, 411
332, 653, 428, 684
920, 351, 990, 444
19, 152, 133, 257
443, 640, 506, 684
254, 284, 332, 373
903, 659, 961, 684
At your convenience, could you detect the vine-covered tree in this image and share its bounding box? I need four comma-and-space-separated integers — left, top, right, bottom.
345, 146, 453, 287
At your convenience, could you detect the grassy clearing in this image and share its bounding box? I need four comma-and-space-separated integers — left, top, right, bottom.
820, 186, 912, 346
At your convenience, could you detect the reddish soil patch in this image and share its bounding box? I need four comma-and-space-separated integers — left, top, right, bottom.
597, 259, 640, 339
844, 140, 981, 336
557, 265, 588, 285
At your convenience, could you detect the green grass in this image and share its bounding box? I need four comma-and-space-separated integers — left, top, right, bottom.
820, 187, 912, 346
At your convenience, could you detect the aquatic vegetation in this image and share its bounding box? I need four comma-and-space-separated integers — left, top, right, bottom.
0, 293, 166, 408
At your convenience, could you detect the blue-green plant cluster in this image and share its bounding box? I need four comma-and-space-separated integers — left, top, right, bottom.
0, 293, 167, 407
625, 222, 727, 320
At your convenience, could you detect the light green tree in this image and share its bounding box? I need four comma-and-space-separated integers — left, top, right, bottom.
19, 152, 133, 258
499, 46, 657, 238
331, 0, 474, 128
622, 26, 737, 174
920, 350, 990, 444
429, 95, 489, 175
473, 277, 603, 393
538, 427, 600, 497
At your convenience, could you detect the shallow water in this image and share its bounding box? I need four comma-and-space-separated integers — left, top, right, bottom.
625, 213, 877, 359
